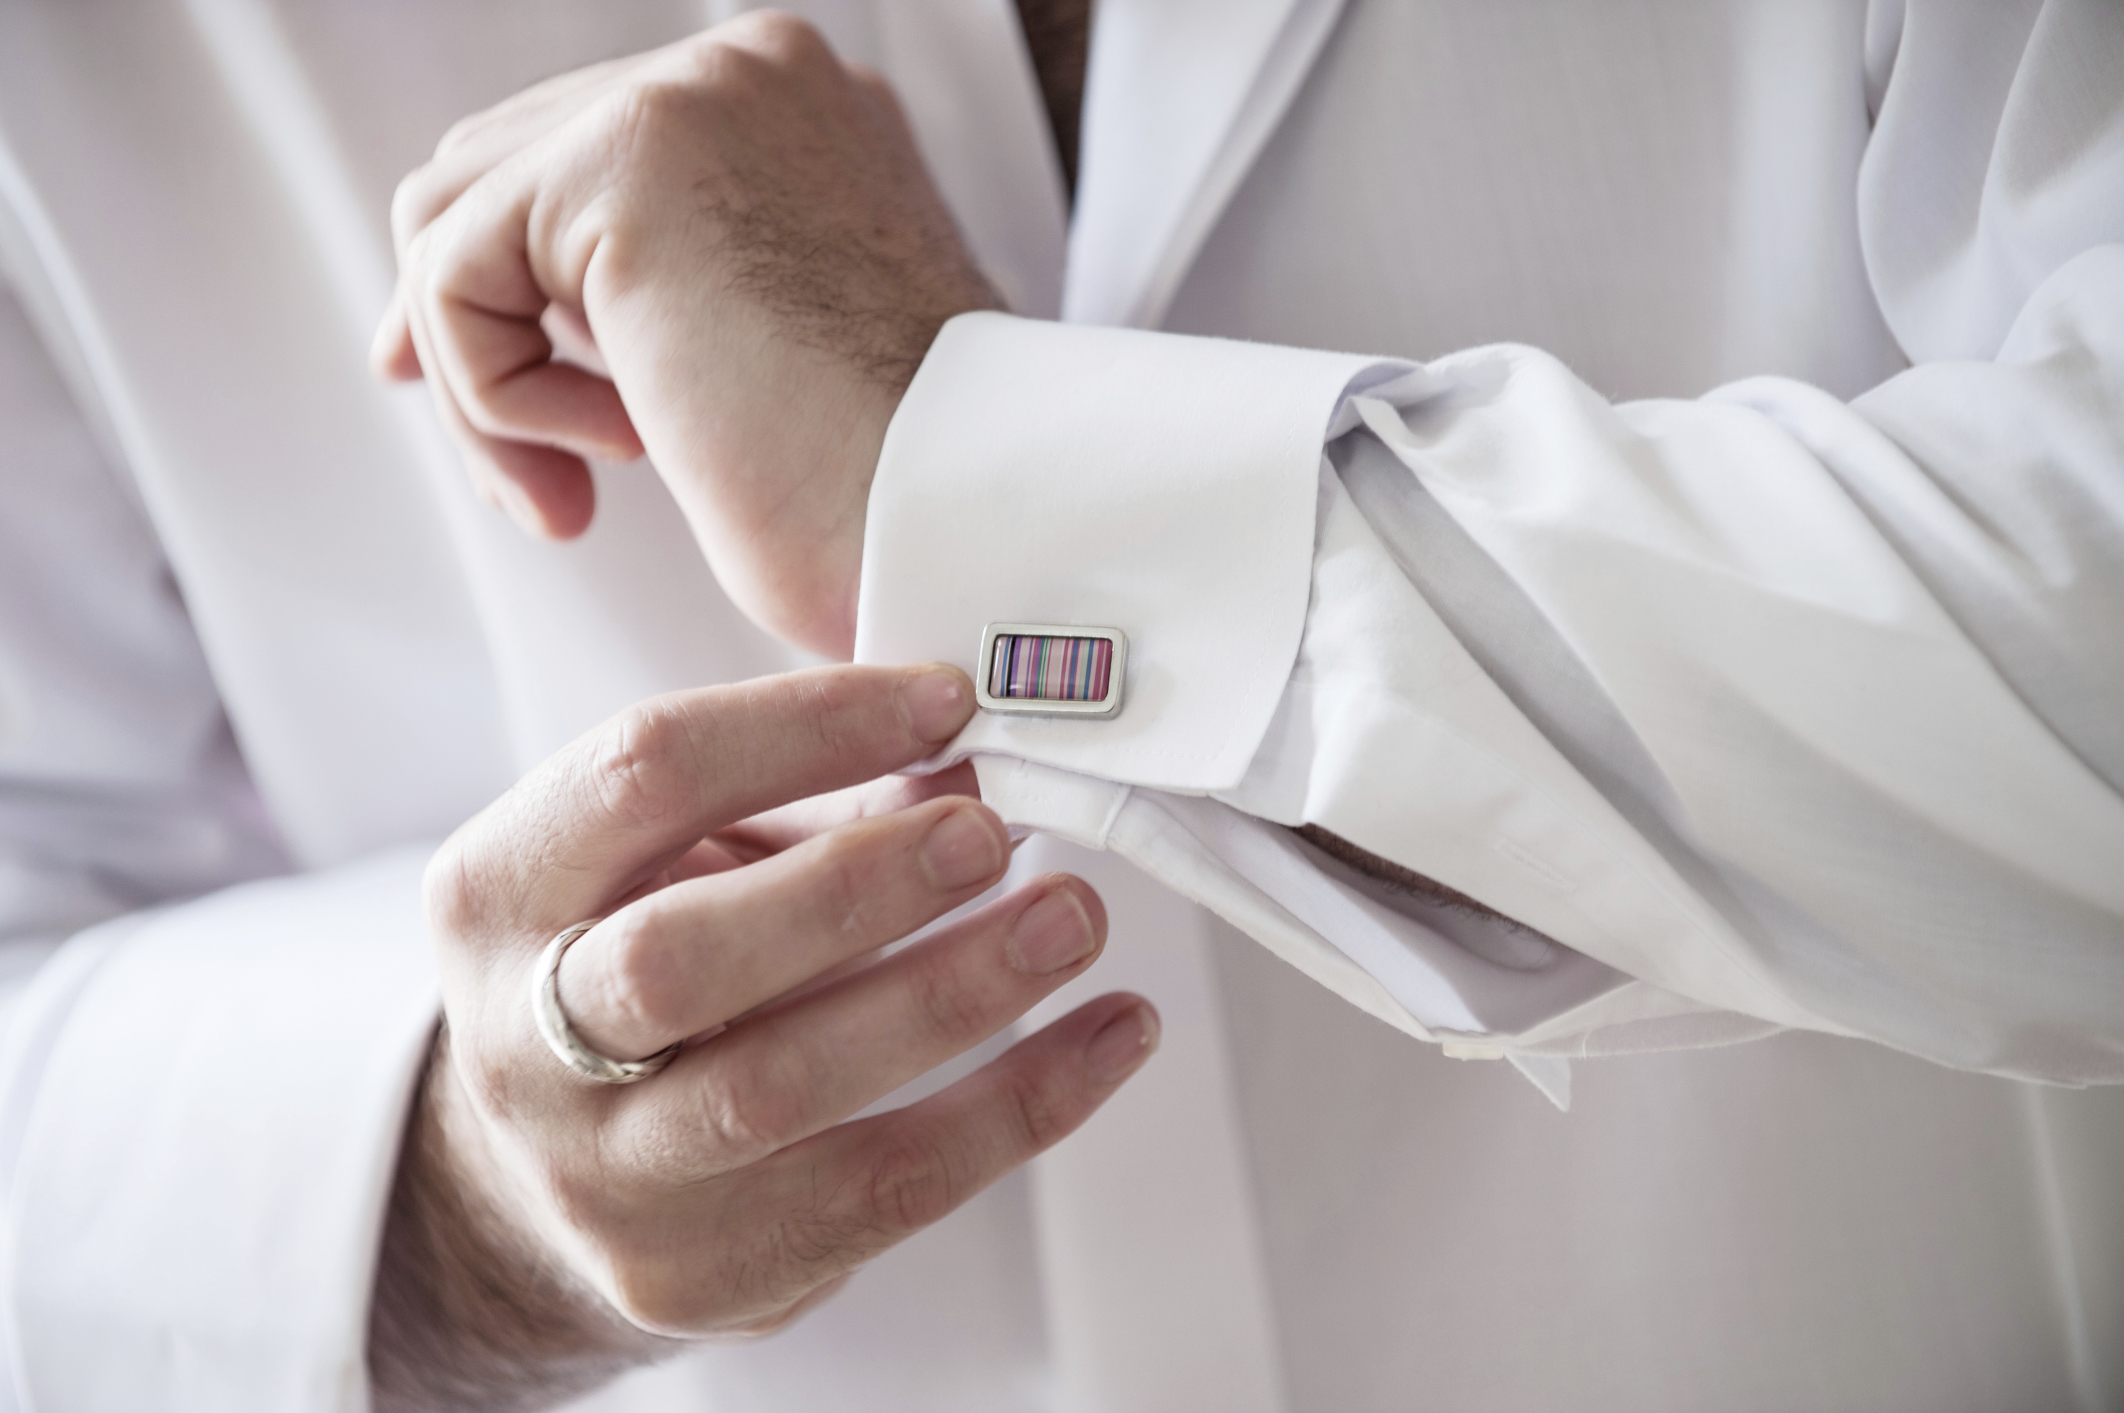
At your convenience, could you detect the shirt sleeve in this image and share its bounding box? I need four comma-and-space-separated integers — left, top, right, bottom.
0, 279, 437, 1410
853, 3, 2124, 1086
0, 852, 439, 1413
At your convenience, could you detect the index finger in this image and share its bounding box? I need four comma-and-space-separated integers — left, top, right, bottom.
434, 663, 975, 936
389, 50, 650, 260
375, 52, 653, 385
721, 759, 981, 860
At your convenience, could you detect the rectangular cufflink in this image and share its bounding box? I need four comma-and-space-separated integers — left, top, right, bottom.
976, 623, 1127, 718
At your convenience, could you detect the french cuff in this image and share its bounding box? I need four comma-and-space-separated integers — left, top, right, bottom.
2, 847, 439, 1413
856, 311, 1402, 793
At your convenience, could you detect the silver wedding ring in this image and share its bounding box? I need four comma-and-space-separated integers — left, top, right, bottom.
531, 918, 683, 1085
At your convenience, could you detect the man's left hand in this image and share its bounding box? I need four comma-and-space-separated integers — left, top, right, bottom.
374, 13, 996, 657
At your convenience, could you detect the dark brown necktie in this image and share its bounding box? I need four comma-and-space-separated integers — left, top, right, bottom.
1013, 0, 1092, 199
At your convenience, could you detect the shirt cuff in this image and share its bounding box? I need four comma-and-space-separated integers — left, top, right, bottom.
2, 847, 439, 1412
855, 311, 1397, 793
855, 315, 1797, 1080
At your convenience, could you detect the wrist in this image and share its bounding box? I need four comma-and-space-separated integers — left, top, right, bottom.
748, 282, 994, 659
368, 1026, 669, 1413
595, 211, 992, 659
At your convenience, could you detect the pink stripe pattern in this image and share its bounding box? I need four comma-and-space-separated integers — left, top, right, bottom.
988, 633, 1114, 703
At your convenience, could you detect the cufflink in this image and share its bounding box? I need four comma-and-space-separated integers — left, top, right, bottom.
976, 623, 1127, 718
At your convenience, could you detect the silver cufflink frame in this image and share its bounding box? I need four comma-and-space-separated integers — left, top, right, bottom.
976, 623, 1127, 719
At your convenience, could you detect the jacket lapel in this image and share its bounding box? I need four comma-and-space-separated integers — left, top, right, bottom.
1065, 0, 1349, 328
0, 0, 515, 866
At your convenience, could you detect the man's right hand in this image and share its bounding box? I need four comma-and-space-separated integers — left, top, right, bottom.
368, 664, 1156, 1410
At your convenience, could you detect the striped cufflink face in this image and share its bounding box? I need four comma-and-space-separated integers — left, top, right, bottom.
975, 624, 1127, 718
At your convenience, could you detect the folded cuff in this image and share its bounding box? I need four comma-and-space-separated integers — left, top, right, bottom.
3, 847, 439, 1413
856, 311, 1398, 793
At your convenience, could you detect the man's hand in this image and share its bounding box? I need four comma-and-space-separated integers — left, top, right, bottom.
374, 14, 997, 656
368, 664, 1156, 1410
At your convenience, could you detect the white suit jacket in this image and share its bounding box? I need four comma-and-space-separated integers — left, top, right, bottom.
0, 1, 2120, 1410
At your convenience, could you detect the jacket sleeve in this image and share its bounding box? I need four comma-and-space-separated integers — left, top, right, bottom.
853, 1, 2124, 1084
0, 278, 437, 1412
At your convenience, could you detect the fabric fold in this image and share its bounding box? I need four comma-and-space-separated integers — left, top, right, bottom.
3, 848, 439, 1412
856, 311, 1395, 795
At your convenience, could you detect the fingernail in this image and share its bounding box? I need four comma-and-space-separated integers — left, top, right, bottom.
899, 667, 972, 745
919, 806, 1004, 891
1087, 1003, 1159, 1082
1008, 886, 1096, 976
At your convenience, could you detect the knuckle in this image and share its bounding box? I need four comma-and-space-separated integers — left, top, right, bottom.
842, 60, 906, 116
603, 72, 710, 159
860, 1130, 959, 1235
726, 10, 830, 64
389, 169, 444, 252
586, 700, 698, 829
719, 1209, 867, 1318
433, 109, 492, 158
587, 915, 689, 1044
691, 1071, 802, 1167
533, 1126, 648, 1243
905, 947, 993, 1048
420, 842, 476, 935
398, 224, 439, 296
628, 73, 696, 124
788, 678, 853, 763
665, 13, 831, 112
772, 669, 900, 770
604, 1250, 698, 1334
452, 388, 508, 438
454, 388, 526, 442
512, 1148, 642, 1284
729, 1288, 830, 1340
1003, 1064, 1078, 1153
774, 1205, 875, 1274
804, 824, 881, 926
446, 1029, 530, 1125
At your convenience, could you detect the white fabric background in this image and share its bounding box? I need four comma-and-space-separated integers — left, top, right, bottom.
0, 1, 2118, 1410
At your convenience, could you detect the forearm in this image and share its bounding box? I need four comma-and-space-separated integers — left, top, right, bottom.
368, 1026, 671, 1413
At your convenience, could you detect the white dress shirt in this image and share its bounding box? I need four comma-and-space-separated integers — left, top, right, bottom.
1, 1, 2120, 1410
